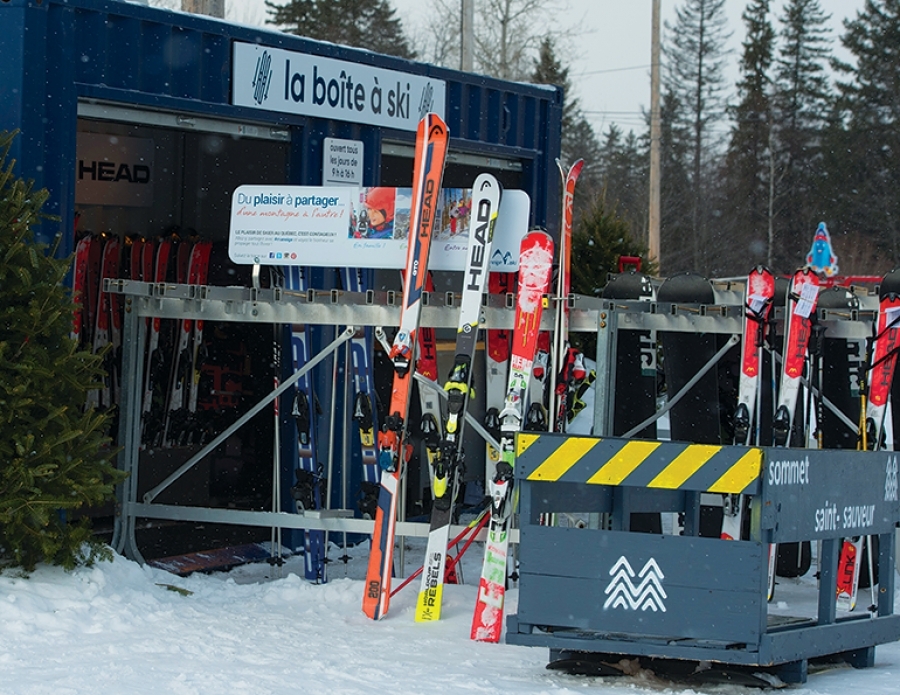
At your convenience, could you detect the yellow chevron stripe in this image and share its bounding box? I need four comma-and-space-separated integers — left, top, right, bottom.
707, 449, 763, 494
526, 437, 600, 481
647, 444, 721, 489
587, 440, 661, 485
517, 432, 540, 457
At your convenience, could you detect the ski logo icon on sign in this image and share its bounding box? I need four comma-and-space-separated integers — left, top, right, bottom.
603, 557, 667, 613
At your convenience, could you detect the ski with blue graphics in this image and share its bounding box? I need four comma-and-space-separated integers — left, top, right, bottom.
340, 267, 381, 519
285, 265, 328, 583
471, 229, 555, 642
415, 173, 501, 622
362, 113, 449, 620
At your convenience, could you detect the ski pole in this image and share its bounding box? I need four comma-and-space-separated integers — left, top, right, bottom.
390, 508, 489, 598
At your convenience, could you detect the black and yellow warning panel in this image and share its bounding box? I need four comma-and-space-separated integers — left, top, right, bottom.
507, 432, 900, 685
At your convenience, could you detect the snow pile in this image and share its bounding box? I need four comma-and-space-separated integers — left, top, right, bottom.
2, 548, 900, 695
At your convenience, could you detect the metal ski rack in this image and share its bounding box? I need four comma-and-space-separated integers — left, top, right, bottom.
106, 278, 603, 564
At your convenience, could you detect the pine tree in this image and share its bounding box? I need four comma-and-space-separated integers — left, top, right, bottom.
0, 131, 126, 572
722, 0, 775, 272
266, 0, 416, 60
770, 0, 833, 271
663, 0, 732, 273
830, 0, 900, 264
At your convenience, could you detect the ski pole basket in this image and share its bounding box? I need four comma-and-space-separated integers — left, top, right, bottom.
506, 431, 900, 684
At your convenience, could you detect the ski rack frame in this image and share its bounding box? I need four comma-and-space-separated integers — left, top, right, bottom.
106, 278, 603, 564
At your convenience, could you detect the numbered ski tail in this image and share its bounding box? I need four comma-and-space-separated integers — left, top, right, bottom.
285, 265, 327, 583
416, 173, 501, 623
550, 158, 584, 433
340, 268, 381, 519
773, 268, 820, 446
865, 269, 900, 450
722, 266, 776, 542
484, 270, 514, 489
471, 229, 554, 643
363, 112, 449, 621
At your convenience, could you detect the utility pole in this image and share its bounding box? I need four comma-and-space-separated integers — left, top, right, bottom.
648, 0, 661, 266
461, 0, 474, 71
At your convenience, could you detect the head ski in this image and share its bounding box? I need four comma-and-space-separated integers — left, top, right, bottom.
415, 173, 501, 622
471, 229, 554, 642
362, 113, 449, 620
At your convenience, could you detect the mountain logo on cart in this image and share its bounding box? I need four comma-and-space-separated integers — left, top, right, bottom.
603, 557, 667, 613
886, 456, 899, 502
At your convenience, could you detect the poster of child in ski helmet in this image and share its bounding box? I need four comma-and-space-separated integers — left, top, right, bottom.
349, 187, 411, 240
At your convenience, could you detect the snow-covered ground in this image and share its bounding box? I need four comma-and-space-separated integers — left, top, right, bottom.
2, 540, 900, 695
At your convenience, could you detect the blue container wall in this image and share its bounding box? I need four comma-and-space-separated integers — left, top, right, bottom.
0, 0, 562, 256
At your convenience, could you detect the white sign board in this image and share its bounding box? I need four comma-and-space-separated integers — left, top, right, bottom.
75, 133, 155, 207
323, 138, 364, 186
228, 185, 530, 271
231, 42, 446, 132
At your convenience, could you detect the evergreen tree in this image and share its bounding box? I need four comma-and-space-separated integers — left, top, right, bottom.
597, 125, 649, 247
0, 131, 125, 572
266, 0, 416, 60
831, 0, 900, 264
568, 194, 655, 356
663, 0, 732, 273
722, 0, 775, 272
530, 37, 603, 222
658, 88, 694, 274
770, 0, 833, 271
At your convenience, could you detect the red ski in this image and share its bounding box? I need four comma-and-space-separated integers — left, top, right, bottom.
362, 113, 449, 620
471, 229, 555, 643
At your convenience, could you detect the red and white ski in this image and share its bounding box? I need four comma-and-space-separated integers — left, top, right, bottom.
769, 267, 820, 600
837, 268, 900, 610
362, 113, 449, 620
550, 159, 584, 433
471, 229, 554, 643
721, 266, 775, 542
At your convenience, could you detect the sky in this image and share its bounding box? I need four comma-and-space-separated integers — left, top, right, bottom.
227, 0, 867, 138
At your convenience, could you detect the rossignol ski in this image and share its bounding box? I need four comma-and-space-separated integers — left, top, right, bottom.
550, 158, 584, 433
770, 267, 820, 598
471, 229, 554, 642
721, 266, 775, 542
415, 173, 501, 622
285, 265, 327, 583
362, 113, 449, 620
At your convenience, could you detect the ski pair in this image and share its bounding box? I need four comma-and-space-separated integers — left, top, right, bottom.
549, 159, 584, 433
414, 174, 503, 622
362, 113, 449, 620
721, 266, 776, 542
471, 229, 555, 642
835, 269, 900, 610
769, 268, 820, 600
